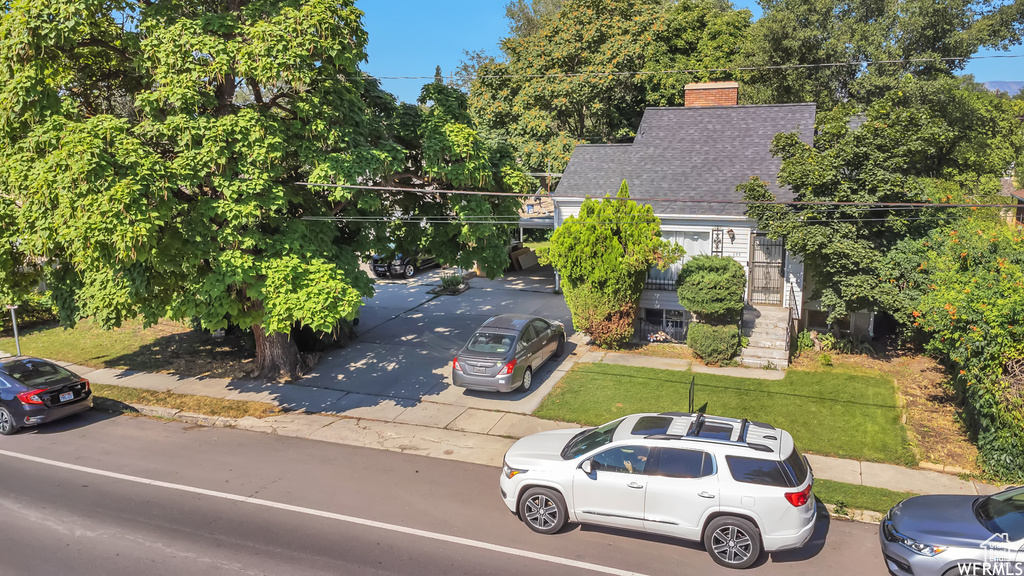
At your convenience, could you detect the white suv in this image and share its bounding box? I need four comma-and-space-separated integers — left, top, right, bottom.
498, 412, 816, 569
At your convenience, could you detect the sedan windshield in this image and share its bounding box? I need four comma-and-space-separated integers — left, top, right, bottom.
975, 486, 1024, 540
561, 418, 624, 460
465, 332, 515, 354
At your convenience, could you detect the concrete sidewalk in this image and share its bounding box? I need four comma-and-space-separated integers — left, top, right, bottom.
1, 350, 1000, 498
578, 349, 787, 380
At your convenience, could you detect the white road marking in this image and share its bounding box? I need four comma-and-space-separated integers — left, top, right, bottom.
0, 448, 652, 576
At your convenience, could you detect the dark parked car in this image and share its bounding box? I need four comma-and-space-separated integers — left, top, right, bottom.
371, 253, 438, 279
880, 485, 1024, 576
0, 357, 93, 435
452, 314, 565, 393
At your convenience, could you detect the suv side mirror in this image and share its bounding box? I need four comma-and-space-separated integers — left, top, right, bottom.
581, 459, 592, 475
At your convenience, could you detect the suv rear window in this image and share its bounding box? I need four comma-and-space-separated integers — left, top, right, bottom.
725, 456, 792, 487
782, 446, 809, 486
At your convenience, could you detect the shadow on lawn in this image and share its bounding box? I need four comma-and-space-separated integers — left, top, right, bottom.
102, 330, 256, 380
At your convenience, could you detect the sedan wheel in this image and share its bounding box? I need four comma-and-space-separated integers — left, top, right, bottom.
518, 487, 567, 534
0, 407, 17, 436
705, 517, 761, 569
520, 367, 533, 391
404, 264, 416, 278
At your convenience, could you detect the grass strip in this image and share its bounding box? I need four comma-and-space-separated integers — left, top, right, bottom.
94, 384, 281, 420
814, 479, 916, 514
535, 363, 916, 465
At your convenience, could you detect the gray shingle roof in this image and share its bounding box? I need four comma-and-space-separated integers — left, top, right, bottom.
554, 103, 817, 217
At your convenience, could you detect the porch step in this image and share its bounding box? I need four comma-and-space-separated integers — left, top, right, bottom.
746, 336, 788, 350
740, 356, 789, 370
741, 346, 789, 360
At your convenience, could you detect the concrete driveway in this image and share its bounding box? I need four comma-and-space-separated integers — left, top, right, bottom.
300, 265, 578, 415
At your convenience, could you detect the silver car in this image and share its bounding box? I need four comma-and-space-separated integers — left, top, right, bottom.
452, 314, 565, 393
880, 485, 1024, 576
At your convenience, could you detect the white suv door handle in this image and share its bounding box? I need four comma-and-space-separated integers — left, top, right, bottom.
628, 482, 644, 489
698, 491, 716, 499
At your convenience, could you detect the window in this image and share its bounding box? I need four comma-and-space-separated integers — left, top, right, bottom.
562, 418, 623, 459
465, 332, 515, 354
655, 448, 715, 479
975, 486, 1024, 540
725, 456, 792, 487
631, 416, 672, 436
592, 446, 651, 474
529, 319, 550, 337
782, 446, 809, 486
520, 324, 538, 344
3, 360, 74, 387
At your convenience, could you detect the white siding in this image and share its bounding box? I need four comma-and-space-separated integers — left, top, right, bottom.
552, 202, 806, 311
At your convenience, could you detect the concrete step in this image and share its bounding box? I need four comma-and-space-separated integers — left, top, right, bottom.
743, 307, 790, 320
746, 337, 788, 350
742, 327, 789, 340
740, 357, 789, 370
741, 346, 790, 361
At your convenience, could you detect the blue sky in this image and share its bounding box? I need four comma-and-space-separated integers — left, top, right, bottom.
357, 0, 1024, 104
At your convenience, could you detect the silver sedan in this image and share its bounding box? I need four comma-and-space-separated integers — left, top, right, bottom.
452, 314, 565, 393
880, 485, 1024, 576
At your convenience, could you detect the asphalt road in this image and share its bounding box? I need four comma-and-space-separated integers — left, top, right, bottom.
0, 411, 887, 575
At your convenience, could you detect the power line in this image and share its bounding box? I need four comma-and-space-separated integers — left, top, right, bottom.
295, 182, 1024, 209
352, 54, 1024, 81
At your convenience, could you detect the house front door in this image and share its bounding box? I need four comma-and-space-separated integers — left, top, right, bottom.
748, 233, 785, 306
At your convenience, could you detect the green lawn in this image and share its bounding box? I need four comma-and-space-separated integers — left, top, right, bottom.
535, 363, 916, 466
523, 241, 551, 253
814, 479, 914, 514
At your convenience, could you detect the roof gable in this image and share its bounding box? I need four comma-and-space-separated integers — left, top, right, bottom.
555, 103, 817, 217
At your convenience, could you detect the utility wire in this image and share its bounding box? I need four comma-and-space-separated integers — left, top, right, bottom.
351, 54, 1024, 81
295, 182, 1024, 209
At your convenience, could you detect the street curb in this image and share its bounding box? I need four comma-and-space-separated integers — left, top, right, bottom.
822, 503, 884, 525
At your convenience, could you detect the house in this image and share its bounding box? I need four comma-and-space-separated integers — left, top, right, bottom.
550, 82, 815, 368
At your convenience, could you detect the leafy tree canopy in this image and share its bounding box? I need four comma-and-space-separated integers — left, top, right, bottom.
742, 77, 1024, 323
470, 0, 751, 172
0, 0, 527, 379
740, 0, 1024, 107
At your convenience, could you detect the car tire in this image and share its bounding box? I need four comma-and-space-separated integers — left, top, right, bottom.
704, 516, 762, 569
520, 367, 533, 391
0, 406, 18, 436
518, 487, 567, 535
555, 335, 565, 356
404, 264, 416, 278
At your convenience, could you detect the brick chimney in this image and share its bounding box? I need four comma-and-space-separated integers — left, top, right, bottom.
684, 81, 739, 107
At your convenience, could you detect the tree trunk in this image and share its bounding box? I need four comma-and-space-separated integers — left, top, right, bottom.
251, 324, 303, 381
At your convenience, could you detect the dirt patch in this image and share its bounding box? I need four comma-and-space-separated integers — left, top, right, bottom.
791, 351, 979, 472
590, 342, 695, 361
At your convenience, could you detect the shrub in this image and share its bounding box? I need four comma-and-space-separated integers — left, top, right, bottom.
676, 255, 746, 323
686, 323, 739, 366
565, 284, 636, 348
795, 329, 815, 354
542, 181, 683, 349
0, 292, 58, 333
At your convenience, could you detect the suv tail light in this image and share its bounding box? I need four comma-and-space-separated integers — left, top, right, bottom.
17, 388, 47, 405
501, 358, 517, 375
784, 484, 812, 507
452, 358, 462, 372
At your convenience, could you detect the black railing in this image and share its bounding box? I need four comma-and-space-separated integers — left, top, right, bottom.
638, 318, 689, 343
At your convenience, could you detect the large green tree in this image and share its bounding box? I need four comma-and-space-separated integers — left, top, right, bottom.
470, 0, 751, 172
0, 0, 527, 379
541, 181, 681, 347
740, 0, 1024, 107
743, 77, 1024, 323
